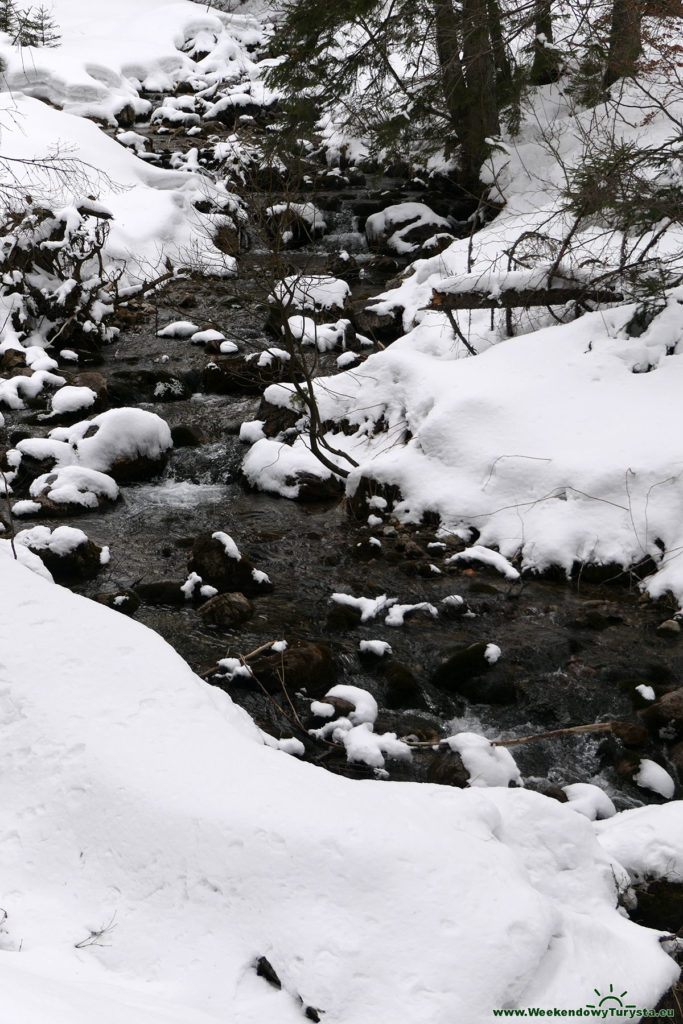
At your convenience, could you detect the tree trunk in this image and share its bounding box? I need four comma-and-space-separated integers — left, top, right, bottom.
531, 1, 560, 84
460, 0, 500, 187
433, 0, 467, 152
604, 0, 643, 87
487, 0, 512, 98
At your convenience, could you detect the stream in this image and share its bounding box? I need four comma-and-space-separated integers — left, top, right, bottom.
2, 77, 683, 812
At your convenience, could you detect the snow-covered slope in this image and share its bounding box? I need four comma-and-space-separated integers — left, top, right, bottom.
0, 544, 678, 1022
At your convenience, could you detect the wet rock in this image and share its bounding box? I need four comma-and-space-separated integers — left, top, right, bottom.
348, 298, 404, 343
426, 748, 469, 788
633, 880, 683, 932
265, 203, 326, 249
202, 354, 290, 395
188, 532, 273, 598
326, 602, 362, 630
69, 371, 108, 411
251, 641, 336, 697
432, 642, 515, 704
115, 103, 136, 128
171, 424, 204, 448
568, 608, 623, 630
0, 349, 27, 373
382, 662, 426, 710
108, 369, 192, 406
256, 395, 300, 438
641, 687, 683, 738
135, 579, 188, 605
285, 471, 344, 503
611, 721, 650, 748
307, 695, 356, 724
346, 475, 402, 520
94, 590, 141, 616
197, 592, 254, 627
36, 538, 104, 581
657, 618, 681, 637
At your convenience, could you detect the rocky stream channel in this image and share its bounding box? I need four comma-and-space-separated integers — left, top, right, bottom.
2, 71, 683, 958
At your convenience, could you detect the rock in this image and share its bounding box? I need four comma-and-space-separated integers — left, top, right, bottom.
641, 687, 683, 738
382, 662, 426, 710
134, 580, 188, 605
426, 748, 469, 788
188, 532, 273, 598
197, 592, 254, 627
348, 298, 404, 343
171, 424, 204, 447
17, 466, 119, 517
69, 371, 108, 411
326, 602, 362, 630
284, 471, 344, 503
256, 395, 300, 438
432, 642, 516, 704
610, 721, 650, 748
265, 202, 326, 249
250, 642, 336, 697
94, 590, 141, 616
115, 103, 136, 128
657, 619, 681, 636
15, 525, 106, 582
633, 880, 683, 932
365, 202, 454, 256
202, 355, 290, 395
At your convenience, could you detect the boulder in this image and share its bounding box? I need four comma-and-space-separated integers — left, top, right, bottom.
15, 525, 106, 582
365, 202, 454, 256
188, 532, 273, 598
94, 590, 141, 616
250, 641, 336, 696
432, 642, 516, 704
641, 687, 683, 738
197, 592, 254, 627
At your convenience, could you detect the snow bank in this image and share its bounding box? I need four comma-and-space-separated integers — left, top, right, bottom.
0, 557, 678, 1022
0, 94, 237, 277
50, 408, 172, 473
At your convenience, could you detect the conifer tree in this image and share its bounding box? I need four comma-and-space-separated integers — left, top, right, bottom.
0, 0, 16, 35
19, 4, 61, 47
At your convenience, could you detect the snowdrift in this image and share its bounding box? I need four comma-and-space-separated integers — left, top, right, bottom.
0, 545, 678, 1022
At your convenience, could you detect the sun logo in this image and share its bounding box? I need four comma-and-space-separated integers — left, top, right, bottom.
585, 984, 636, 1010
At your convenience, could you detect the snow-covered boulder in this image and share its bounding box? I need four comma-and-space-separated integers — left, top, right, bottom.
14, 525, 108, 581
50, 408, 173, 482
265, 202, 327, 248
14, 465, 120, 516
365, 202, 454, 256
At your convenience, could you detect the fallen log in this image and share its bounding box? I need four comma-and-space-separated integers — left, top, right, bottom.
430, 282, 623, 311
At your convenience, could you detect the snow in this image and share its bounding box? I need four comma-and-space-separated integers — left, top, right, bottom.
446, 545, 521, 581
20, 464, 120, 511
0, 94, 237, 278
286, 316, 351, 352
325, 684, 378, 725
636, 684, 656, 702
238, 420, 266, 444
445, 733, 522, 788
211, 530, 241, 560
634, 759, 676, 800
384, 601, 438, 627
273, 275, 351, 313
50, 408, 172, 474
157, 321, 200, 338
242, 438, 334, 500
190, 329, 225, 345
0, 552, 678, 1020
595, 803, 683, 882
51, 385, 98, 414
365, 202, 452, 255
14, 524, 90, 557
484, 643, 502, 665
330, 592, 396, 622
563, 783, 617, 822
359, 639, 392, 657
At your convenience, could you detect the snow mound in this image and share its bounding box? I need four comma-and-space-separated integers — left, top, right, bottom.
0, 556, 678, 1021
50, 408, 172, 474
